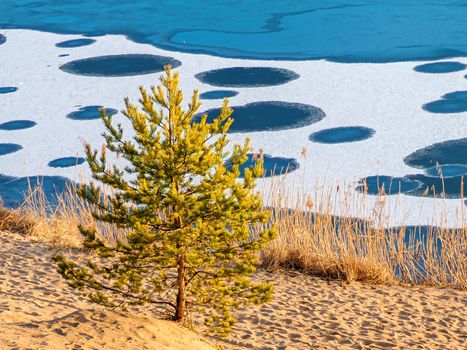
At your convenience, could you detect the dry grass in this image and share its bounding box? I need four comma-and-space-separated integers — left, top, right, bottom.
0, 172, 465, 290
0, 186, 84, 247
0, 204, 35, 235
260, 173, 466, 290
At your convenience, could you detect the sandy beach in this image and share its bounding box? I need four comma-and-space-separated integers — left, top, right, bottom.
214, 271, 466, 349
1, 230, 465, 349
0, 231, 216, 350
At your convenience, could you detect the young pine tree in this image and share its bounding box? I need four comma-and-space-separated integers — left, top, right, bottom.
53, 66, 275, 335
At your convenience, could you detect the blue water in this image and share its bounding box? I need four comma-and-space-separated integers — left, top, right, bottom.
0, 87, 18, 94
0, 120, 37, 131
56, 38, 96, 48
0, 143, 22, 156
0, 174, 72, 208
0, 34, 5, 45
59, 54, 181, 77
66, 106, 118, 120
197, 101, 325, 133
423, 90, 467, 114
357, 173, 466, 199
196, 67, 299, 87
404, 138, 467, 169
48, 157, 85, 168
405, 174, 465, 199
442, 90, 467, 101
356, 176, 421, 195
360, 138, 467, 198
413, 61, 467, 74
200, 90, 239, 100
308, 126, 375, 144
1, 1, 467, 62
424, 164, 467, 178
227, 154, 299, 178
423, 99, 467, 114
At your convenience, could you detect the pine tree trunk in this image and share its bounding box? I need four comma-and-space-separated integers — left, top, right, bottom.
175, 255, 186, 321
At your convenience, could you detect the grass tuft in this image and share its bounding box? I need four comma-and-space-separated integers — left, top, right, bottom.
0, 172, 465, 289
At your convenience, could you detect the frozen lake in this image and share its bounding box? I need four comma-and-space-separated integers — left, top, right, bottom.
0, 1, 466, 227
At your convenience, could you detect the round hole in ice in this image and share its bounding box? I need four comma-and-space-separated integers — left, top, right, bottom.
196, 101, 325, 133
195, 67, 299, 87
60, 54, 181, 77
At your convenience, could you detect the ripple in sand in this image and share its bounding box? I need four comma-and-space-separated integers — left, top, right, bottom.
355, 175, 421, 195
56, 38, 96, 48
226, 153, 299, 178
0, 120, 37, 131
66, 105, 118, 120
200, 90, 239, 100
0, 143, 23, 156
48, 157, 86, 168
308, 126, 375, 144
414, 61, 466, 74
195, 67, 299, 87
196, 101, 325, 133
59, 54, 181, 77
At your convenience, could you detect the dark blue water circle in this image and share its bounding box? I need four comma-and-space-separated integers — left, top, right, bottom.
0, 174, 72, 209
227, 154, 299, 178
195, 67, 299, 87
442, 90, 467, 101
0, 120, 37, 131
59, 54, 181, 77
424, 164, 467, 178
0, 87, 18, 94
0, 34, 5, 45
0, 143, 22, 156
56, 38, 96, 48
200, 90, 239, 100
58, 54, 70, 57
404, 138, 467, 170
1, 1, 467, 62
422, 99, 467, 114
413, 61, 466, 74
66, 105, 118, 120
308, 126, 375, 144
404, 174, 465, 199
196, 101, 325, 133
48, 156, 86, 168
356, 175, 421, 195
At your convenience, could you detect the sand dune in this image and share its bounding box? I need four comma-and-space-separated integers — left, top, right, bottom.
1, 230, 466, 349
214, 271, 466, 349
0, 231, 215, 350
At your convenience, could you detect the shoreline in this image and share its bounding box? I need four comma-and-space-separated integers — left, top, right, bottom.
1, 229, 465, 349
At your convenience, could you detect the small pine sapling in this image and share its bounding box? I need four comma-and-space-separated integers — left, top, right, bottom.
53, 66, 276, 335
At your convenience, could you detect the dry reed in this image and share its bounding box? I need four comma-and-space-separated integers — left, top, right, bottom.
0, 171, 465, 290
260, 171, 466, 290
